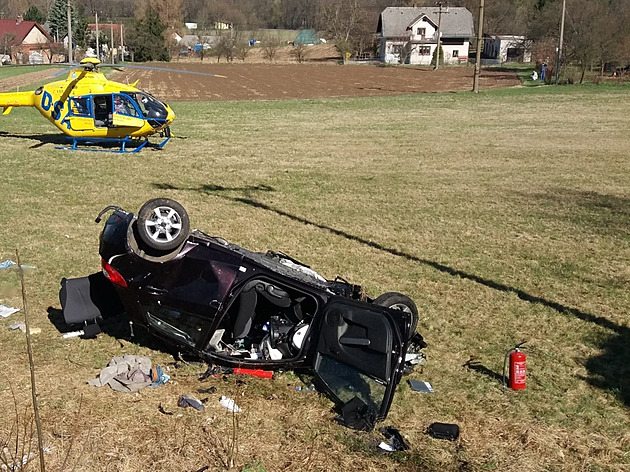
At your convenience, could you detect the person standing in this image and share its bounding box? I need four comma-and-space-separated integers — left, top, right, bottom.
540, 62, 547, 82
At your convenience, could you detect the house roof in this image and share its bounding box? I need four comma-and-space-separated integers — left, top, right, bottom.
378, 7, 474, 39
0, 19, 53, 43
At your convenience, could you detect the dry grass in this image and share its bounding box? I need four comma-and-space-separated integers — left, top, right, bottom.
0, 81, 629, 471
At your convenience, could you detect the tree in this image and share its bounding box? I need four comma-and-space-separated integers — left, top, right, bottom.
72, 2, 90, 49
135, 0, 183, 30
48, 0, 76, 42
213, 35, 235, 62
261, 34, 282, 62
23, 6, 45, 24
127, 8, 170, 62
431, 44, 444, 67
316, 0, 366, 43
291, 43, 309, 63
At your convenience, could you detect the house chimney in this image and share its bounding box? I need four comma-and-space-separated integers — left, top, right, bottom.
16, 15, 22, 25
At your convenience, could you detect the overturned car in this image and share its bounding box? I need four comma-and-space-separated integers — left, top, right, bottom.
60, 198, 426, 429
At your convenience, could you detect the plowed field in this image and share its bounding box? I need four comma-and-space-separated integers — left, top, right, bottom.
110, 62, 520, 103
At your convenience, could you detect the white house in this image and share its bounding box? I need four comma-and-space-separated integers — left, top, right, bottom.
377, 6, 474, 65
482, 34, 532, 63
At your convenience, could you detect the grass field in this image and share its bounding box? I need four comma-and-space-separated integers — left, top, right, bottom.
0, 82, 629, 471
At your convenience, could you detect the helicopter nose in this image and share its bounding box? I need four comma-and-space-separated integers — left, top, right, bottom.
165, 106, 175, 125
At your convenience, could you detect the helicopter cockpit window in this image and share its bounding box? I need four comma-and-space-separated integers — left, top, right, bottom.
113, 94, 140, 118
69, 97, 90, 117
134, 93, 167, 120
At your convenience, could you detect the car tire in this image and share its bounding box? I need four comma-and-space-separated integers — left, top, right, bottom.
136, 198, 190, 253
373, 292, 418, 340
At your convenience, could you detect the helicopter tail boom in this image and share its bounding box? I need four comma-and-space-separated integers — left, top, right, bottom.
0, 91, 37, 109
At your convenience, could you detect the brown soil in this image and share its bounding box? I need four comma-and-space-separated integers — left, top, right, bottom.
110, 45, 520, 103
0, 68, 57, 92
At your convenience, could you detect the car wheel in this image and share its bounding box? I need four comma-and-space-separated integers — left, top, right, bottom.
373, 292, 418, 340
136, 198, 190, 252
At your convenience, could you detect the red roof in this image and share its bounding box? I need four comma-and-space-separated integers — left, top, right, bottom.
0, 19, 53, 44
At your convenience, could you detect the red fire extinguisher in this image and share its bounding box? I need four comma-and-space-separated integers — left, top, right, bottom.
503, 341, 527, 393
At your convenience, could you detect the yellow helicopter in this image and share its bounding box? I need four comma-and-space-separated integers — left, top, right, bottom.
0, 57, 219, 152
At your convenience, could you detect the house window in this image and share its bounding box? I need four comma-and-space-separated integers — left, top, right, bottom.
391, 44, 402, 55
417, 27, 426, 37
452, 50, 459, 58
418, 46, 431, 56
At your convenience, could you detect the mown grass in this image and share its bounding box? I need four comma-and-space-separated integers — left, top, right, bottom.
0, 65, 54, 80
0, 80, 628, 471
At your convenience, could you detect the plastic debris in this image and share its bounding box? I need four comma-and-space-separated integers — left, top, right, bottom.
0, 259, 36, 270
150, 365, 170, 387
8, 322, 40, 334
219, 395, 242, 413
379, 426, 410, 451
408, 379, 434, 393
178, 394, 205, 411
0, 304, 20, 318
378, 441, 396, 452
62, 330, 85, 338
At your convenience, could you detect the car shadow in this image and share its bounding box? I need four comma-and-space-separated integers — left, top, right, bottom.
152, 181, 630, 407
47, 306, 180, 358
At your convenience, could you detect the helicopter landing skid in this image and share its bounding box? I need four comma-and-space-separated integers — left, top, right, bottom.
56, 136, 150, 153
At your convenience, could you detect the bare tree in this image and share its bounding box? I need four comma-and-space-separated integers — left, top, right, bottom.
261, 34, 282, 62
291, 43, 309, 63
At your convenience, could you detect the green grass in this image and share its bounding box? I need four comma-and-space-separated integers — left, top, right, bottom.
0, 83, 628, 471
0, 65, 55, 79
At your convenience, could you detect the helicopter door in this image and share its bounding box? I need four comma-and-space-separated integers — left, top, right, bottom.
112, 94, 145, 129
93, 95, 111, 128
64, 96, 93, 131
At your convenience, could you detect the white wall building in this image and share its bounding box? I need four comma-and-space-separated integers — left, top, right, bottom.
377, 7, 474, 65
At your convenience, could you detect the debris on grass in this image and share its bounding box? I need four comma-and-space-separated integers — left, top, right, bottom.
378, 426, 410, 452
0, 259, 36, 270
219, 396, 242, 413
0, 304, 19, 318
408, 379, 434, 393
427, 422, 460, 441
7, 321, 40, 334
88, 354, 167, 393
178, 394, 206, 411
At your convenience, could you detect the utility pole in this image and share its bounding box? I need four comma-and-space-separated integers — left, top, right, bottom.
433, 2, 449, 70
95, 12, 99, 59
120, 23, 124, 62
66, 0, 73, 63
110, 20, 114, 64
472, 0, 485, 92
555, 0, 566, 85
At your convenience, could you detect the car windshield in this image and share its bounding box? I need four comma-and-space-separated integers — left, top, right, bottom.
316, 354, 386, 413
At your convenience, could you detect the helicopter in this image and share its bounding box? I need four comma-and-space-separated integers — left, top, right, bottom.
0, 57, 220, 152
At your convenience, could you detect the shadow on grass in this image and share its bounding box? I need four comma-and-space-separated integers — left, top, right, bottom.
0, 131, 68, 148
518, 188, 630, 238
47, 306, 181, 358
153, 181, 630, 406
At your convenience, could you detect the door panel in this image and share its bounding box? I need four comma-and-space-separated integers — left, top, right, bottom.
312, 298, 404, 420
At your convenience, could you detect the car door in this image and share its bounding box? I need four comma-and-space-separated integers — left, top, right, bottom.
311, 297, 406, 429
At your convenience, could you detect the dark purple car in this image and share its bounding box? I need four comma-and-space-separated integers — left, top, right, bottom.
60, 198, 426, 429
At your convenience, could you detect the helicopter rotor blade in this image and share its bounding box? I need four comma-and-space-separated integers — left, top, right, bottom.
100, 63, 226, 78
